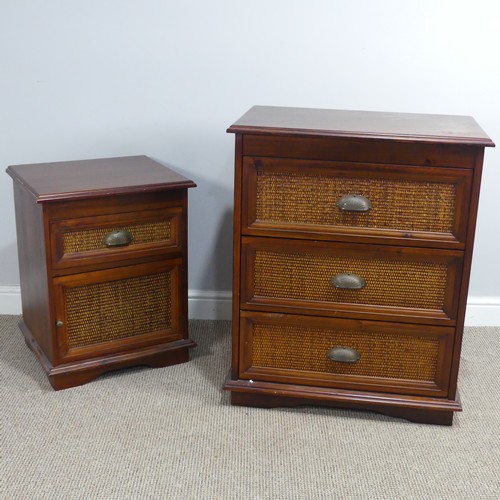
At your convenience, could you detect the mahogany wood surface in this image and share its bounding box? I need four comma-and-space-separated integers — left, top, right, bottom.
6, 155, 196, 202
13, 183, 54, 360
243, 135, 482, 168
447, 153, 486, 399
228, 105, 495, 146
231, 135, 244, 380
229, 390, 456, 426
8, 156, 195, 389
225, 106, 494, 425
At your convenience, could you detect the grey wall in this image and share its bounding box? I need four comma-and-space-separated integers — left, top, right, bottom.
1, 1, 499, 302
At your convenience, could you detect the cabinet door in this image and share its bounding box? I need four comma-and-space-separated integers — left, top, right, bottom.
52, 260, 184, 362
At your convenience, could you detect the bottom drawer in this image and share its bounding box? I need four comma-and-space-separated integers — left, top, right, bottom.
239, 311, 454, 396
53, 260, 184, 362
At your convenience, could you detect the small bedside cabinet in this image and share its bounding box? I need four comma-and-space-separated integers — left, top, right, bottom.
224, 106, 494, 425
7, 155, 196, 390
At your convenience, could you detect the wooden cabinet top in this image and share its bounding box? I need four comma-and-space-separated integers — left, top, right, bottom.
228, 105, 494, 147
6, 155, 196, 202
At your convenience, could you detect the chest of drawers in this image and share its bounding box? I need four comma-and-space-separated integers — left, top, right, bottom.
7, 155, 196, 389
224, 106, 494, 425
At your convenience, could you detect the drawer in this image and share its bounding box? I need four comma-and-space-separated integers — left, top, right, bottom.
242, 157, 472, 248
52, 260, 183, 362
50, 206, 183, 270
241, 237, 463, 324
239, 311, 454, 396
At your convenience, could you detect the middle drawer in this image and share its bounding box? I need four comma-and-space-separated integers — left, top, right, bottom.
241, 237, 463, 325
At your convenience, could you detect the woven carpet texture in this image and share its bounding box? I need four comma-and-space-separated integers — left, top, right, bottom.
1, 316, 499, 499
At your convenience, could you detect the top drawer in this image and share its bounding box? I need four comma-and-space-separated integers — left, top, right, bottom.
241, 157, 472, 248
50, 206, 183, 270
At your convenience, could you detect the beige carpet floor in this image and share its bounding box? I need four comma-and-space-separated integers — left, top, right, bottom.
1, 315, 499, 499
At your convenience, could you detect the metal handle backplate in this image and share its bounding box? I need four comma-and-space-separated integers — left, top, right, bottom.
336, 194, 372, 212
331, 273, 366, 290
104, 229, 133, 248
327, 347, 361, 363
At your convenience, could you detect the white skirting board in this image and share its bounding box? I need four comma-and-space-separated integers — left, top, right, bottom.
0, 286, 498, 326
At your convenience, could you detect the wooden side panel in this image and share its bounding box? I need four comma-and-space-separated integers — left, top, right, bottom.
13, 183, 54, 361
178, 190, 190, 342
448, 150, 486, 398
231, 134, 244, 379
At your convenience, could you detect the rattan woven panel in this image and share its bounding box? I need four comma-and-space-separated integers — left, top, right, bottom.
65, 272, 172, 348
253, 249, 448, 310
63, 221, 172, 254
255, 170, 456, 233
251, 322, 440, 381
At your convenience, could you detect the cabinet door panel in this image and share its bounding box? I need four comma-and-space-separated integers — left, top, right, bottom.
52, 260, 183, 362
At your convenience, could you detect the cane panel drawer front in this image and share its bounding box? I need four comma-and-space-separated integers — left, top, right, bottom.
7, 155, 196, 390
241, 237, 463, 324
242, 157, 472, 248
51, 206, 183, 270
226, 106, 494, 425
240, 312, 454, 397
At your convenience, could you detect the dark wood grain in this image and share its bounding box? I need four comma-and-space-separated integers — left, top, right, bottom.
243, 135, 481, 168
8, 156, 195, 389
229, 106, 495, 146
231, 135, 244, 379
46, 190, 185, 220
6, 155, 196, 202
447, 150, 486, 398
228, 389, 456, 425
13, 183, 55, 361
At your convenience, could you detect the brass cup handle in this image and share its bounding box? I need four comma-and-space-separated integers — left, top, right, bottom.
104, 229, 133, 247
330, 273, 366, 290
327, 347, 361, 363
336, 194, 372, 212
